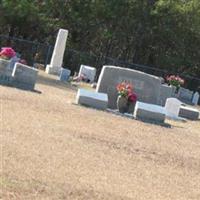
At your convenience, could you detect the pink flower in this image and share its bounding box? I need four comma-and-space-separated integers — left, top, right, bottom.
0, 47, 16, 59
166, 75, 184, 86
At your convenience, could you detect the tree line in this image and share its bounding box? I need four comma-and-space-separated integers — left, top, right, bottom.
0, 0, 200, 79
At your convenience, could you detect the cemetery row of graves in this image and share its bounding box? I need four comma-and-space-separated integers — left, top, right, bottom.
0, 29, 199, 125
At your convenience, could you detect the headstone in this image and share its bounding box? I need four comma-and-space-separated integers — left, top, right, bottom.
159, 85, 174, 106
12, 63, 38, 90
165, 98, 183, 118
159, 77, 165, 84
96, 65, 162, 109
0, 58, 10, 69
59, 68, 71, 82
192, 92, 199, 105
0, 58, 12, 85
179, 106, 199, 120
178, 87, 193, 103
78, 65, 96, 83
46, 29, 68, 75
76, 89, 108, 110
134, 102, 166, 123
9, 56, 20, 70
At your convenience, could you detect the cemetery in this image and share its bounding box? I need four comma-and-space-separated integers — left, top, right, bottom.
1, 25, 200, 200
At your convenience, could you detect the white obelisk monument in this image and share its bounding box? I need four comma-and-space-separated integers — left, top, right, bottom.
46, 29, 68, 75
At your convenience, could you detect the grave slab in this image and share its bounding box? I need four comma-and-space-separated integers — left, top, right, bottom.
179, 106, 199, 120
76, 89, 108, 110
134, 102, 166, 123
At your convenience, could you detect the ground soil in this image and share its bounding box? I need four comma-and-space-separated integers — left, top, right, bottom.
1, 71, 200, 200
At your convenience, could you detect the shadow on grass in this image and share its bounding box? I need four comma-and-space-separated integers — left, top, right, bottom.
0, 82, 42, 94
73, 103, 172, 128
135, 117, 172, 128
36, 72, 78, 91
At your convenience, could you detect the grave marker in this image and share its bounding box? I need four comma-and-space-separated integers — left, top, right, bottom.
46, 29, 68, 75
78, 65, 96, 83
12, 63, 38, 90
192, 92, 199, 105
96, 65, 162, 108
165, 98, 183, 118
178, 87, 193, 102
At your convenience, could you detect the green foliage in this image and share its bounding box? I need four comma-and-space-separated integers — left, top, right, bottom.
0, 0, 200, 77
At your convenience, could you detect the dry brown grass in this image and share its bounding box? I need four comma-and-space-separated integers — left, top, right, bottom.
0, 71, 200, 200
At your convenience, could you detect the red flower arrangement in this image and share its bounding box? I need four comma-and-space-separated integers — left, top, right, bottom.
128, 92, 137, 103
116, 81, 137, 103
0, 47, 16, 60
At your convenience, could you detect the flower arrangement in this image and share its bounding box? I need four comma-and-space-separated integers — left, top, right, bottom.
116, 81, 137, 103
116, 81, 137, 113
128, 92, 137, 103
166, 75, 184, 89
0, 47, 16, 60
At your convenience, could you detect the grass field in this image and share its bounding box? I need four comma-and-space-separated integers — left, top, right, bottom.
1, 71, 200, 200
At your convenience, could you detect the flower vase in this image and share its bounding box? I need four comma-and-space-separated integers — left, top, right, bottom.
175, 86, 180, 94
127, 101, 136, 114
117, 96, 128, 113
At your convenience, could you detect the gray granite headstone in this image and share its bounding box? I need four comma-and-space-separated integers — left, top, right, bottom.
0, 58, 10, 69
159, 85, 174, 106
192, 92, 199, 105
9, 56, 20, 70
178, 87, 193, 102
12, 63, 38, 90
96, 66, 162, 109
0, 58, 13, 85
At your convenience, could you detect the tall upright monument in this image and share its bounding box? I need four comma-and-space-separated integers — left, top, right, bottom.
46, 29, 68, 75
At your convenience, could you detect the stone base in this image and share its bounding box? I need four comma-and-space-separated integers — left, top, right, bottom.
134, 102, 166, 123
45, 65, 61, 75
76, 89, 108, 110
179, 106, 199, 120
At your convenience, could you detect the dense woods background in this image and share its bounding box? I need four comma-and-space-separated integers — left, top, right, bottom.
0, 0, 200, 88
